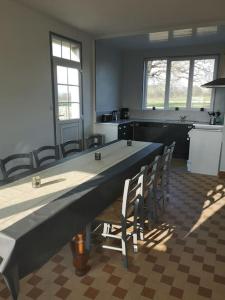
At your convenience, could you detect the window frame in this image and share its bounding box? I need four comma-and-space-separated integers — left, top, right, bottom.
50, 32, 83, 123
142, 54, 219, 111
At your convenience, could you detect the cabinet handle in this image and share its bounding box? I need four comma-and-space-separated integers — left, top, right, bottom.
163, 125, 168, 128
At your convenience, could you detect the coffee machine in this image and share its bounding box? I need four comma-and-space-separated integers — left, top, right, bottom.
120, 108, 129, 120
112, 110, 118, 121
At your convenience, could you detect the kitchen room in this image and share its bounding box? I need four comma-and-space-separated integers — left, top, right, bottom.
1, 1, 225, 299
94, 26, 225, 177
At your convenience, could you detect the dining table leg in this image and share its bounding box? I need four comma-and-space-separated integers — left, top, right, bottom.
70, 232, 91, 276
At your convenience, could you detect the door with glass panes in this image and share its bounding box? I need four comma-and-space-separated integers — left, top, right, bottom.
51, 35, 83, 147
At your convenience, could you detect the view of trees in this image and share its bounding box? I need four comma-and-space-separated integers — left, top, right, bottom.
145, 58, 215, 109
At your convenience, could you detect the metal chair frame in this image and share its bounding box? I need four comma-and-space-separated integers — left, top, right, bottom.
0, 153, 34, 182
33, 145, 60, 168
60, 140, 82, 158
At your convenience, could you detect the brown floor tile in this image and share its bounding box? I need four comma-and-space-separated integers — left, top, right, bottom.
161, 274, 174, 286
198, 286, 212, 298
133, 274, 148, 286
112, 286, 127, 299
81, 275, 95, 286
170, 286, 184, 299
26, 287, 43, 299
107, 275, 121, 286
141, 287, 156, 299
27, 275, 42, 286
187, 274, 200, 285
83, 287, 99, 299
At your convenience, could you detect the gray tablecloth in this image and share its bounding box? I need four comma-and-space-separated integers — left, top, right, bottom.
0, 141, 163, 300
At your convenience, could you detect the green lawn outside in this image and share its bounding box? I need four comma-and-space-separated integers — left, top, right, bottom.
146, 96, 211, 109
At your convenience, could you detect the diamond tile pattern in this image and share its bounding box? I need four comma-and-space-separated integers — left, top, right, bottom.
1, 160, 225, 299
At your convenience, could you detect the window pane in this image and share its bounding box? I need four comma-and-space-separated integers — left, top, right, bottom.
57, 66, 67, 84
68, 102, 80, 119
52, 38, 61, 57
68, 86, 79, 102
169, 60, 190, 108
192, 59, 215, 109
62, 41, 71, 60
71, 43, 80, 62
68, 68, 79, 85
58, 85, 68, 102
58, 104, 69, 120
145, 60, 167, 109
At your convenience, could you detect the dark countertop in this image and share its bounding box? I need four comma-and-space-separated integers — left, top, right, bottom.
96, 119, 209, 125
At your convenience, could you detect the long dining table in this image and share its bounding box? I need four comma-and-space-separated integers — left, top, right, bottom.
0, 140, 163, 300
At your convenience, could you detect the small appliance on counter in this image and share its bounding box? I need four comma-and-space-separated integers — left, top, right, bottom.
120, 108, 129, 120
112, 110, 118, 121
101, 113, 113, 122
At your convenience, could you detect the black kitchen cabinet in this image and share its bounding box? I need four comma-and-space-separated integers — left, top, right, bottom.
118, 122, 134, 140
133, 121, 192, 159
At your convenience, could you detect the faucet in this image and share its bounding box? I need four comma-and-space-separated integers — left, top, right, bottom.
179, 115, 188, 122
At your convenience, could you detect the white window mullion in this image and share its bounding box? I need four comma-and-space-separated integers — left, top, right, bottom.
142, 61, 148, 110
187, 59, 194, 109
164, 59, 171, 109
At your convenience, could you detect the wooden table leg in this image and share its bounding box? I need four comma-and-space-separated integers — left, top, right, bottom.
70, 232, 91, 276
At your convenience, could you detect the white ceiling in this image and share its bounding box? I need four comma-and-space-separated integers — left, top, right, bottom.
16, 0, 225, 38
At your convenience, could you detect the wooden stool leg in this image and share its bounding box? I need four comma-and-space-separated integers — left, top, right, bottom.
70, 232, 91, 276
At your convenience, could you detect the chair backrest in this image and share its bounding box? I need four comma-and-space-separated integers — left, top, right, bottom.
33, 145, 60, 168
142, 155, 161, 194
160, 147, 171, 173
162, 141, 176, 173
121, 168, 146, 220
164, 141, 176, 164
0, 153, 34, 181
60, 140, 82, 158
86, 134, 104, 149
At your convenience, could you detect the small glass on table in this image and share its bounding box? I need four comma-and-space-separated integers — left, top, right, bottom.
32, 176, 41, 188
127, 140, 132, 146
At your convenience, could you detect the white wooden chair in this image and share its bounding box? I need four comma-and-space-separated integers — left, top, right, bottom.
158, 141, 176, 207
142, 155, 161, 225
95, 168, 145, 268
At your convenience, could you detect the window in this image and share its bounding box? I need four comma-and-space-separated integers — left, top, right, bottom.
143, 56, 217, 110
52, 37, 80, 62
51, 34, 82, 121
57, 66, 80, 120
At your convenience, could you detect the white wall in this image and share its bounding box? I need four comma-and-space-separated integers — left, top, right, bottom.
0, 0, 94, 158
95, 42, 122, 113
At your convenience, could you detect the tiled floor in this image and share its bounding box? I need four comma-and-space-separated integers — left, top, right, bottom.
1, 160, 225, 300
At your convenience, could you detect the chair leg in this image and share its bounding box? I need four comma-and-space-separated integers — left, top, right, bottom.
85, 223, 92, 252
103, 223, 111, 235
121, 227, 128, 268
138, 197, 145, 241
132, 230, 138, 253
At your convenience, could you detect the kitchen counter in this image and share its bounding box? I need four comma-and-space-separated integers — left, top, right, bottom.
96, 119, 209, 125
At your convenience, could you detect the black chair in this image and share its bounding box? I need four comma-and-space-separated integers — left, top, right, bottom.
0, 153, 34, 182
33, 145, 60, 168
60, 140, 82, 158
86, 134, 104, 149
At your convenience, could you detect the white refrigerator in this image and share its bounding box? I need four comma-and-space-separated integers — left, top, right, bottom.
187, 124, 223, 176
